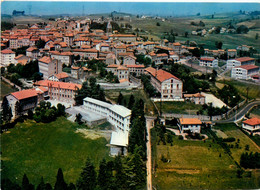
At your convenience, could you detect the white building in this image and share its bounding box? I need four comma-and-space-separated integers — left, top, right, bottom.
50, 51, 73, 66
227, 57, 255, 70
145, 67, 183, 100
38, 56, 62, 79
83, 97, 131, 155
231, 65, 259, 80
178, 118, 202, 133
1, 49, 16, 66
242, 118, 260, 136
199, 57, 218, 67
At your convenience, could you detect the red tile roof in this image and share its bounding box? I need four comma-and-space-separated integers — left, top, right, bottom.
1, 49, 15, 54
235, 57, 255, 62
34, 80, 82, 91
55, 72, 69, 79
39, 56, 52, 64
126, 65, 145, 68
236, 65, 259, 70
179, 118, 202, 125
243, 118, 260, 126
11, 89, 39, 100
200, 57, 215, 62
145, 67, 181, 82
107, 64, 119, 68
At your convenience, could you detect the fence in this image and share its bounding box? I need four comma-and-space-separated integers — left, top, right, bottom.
1, 76, 22, 91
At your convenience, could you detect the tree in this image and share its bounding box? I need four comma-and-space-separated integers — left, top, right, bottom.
256, 33, 259, 40
114, 155, 127, 189
67, 183, 76, 190
156, 22, 160, 26
77, 158, 97, 190
117, 92, 124, 105
184, 31, 189, 37
54, 168, 67, 190
236, 25, 249, 34
75, 113, 82, 124
167, 133, 173, 145
1, 178, 21, 190
97, 159, 114, 190
128, 94, 135, 109
2, 96, 12, 123
22, 174, 34, 190
57, 103, 66, 116
215, 41, 223, 49
36, 177, 45, 190
36, 39, 46, 49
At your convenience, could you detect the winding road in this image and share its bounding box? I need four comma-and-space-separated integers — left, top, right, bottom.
215, 100, 260, 123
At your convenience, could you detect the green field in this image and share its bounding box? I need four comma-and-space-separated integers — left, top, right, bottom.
213, 123, 260, 163
151, 128, 260, 189
1, 81, 17, 100
105, 89, 157, 115
249, 105, 260, 118
155, 101, 202, 114
218, 80, 260, 99
1, 117, 111, 186
152, 127, 260, 189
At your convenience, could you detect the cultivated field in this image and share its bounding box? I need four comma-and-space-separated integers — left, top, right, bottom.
1, 117, 111, 186
151, 128, 260, 189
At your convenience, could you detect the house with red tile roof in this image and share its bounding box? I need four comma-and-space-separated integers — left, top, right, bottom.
242, 118, 260, 135
199, 57, 218, 67
178, 118, 202, 133
123, 55, 136, 66
183, 93, 205, 105
126, 65, 145, 76
227, 57, 255, 70
145, 67, 183, 100
231, 65, 259, 80
14, 54, 30, 65
26, 46, 39, 59
1, 49, 16, 66
106, 64, 129, 82
50, 51, 73, 66
48, 72, 70, 82
38, 56, 63, 79
5, 89, 39, 119
34, 80, 82, 104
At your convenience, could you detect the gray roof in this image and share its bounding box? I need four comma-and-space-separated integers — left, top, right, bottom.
110, 105, 131, 118
83, 97, 112, 109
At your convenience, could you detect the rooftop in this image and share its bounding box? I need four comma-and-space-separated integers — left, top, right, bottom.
235, 57, 255, 62
145, 67, 181, 82
179, 118, 202, 125
11, 89, 39, 100
243, 118, 260, 126
34, 80, 82, 91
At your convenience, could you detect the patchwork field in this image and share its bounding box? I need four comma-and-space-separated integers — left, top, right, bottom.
1, 117, 111, 186
151, 125, 260, 189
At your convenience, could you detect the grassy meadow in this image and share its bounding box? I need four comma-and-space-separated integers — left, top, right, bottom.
1, 81, 17, 100
1, 117, 111, 186
151, 124, 260, 189
155, 101, 202, 114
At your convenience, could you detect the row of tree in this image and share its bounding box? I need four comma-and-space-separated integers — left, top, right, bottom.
240, 152, 260, 169
140, 74, 160, 98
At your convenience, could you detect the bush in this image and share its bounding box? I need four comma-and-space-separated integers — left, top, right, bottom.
222, 137, 236, 142
178, 135, 184, 140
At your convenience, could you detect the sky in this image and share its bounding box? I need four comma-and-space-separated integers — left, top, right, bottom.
1, 1, 260, 16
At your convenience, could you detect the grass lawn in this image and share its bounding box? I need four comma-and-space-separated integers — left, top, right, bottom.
217, 80, 260, 99
151, 128, 259, 189
213, 123, 260, 163
105, 89, 157, 115
1, 81, 17, 100
249, 105, 260, 119
155, 101, 202, 114
1, 117, 111, 186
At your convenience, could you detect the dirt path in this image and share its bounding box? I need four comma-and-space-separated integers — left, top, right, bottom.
146, 118, 154, 190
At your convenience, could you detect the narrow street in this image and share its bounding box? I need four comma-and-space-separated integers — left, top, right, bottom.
146, 117, 154, 190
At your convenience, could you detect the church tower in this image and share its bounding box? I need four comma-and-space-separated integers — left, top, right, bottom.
106, 21, 112, 37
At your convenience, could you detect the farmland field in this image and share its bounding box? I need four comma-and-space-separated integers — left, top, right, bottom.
151, 128, 260, 189
1, 117, 111, 186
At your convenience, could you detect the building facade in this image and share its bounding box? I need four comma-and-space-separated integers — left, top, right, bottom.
231, 65, 259, 80
38, 56, 63, 79
1, 49, 16, 66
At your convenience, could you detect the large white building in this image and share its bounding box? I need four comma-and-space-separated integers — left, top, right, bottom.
1, 49, 16, 66
38, 56, 62, 79
242, 118, 260, 136
227, 57, 255, 70
145, 67, 183, 100
199, 57, 218, 67
83, 97, 131, 155
231, 65, 259, 80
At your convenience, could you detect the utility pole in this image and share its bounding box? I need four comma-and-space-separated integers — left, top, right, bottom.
246, 87, 249, 102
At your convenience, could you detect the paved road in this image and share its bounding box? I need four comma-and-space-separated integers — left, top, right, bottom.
146, 117, 154, 190
215, 101, 260, 123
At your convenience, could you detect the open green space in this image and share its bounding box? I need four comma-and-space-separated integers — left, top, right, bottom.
1, 117, 111, 186
217, 80, 260, 99
105, 89, 157, 115
155, 101, 202, 114
213, 123, 260, 163
151, 128, 260, 189
1, 81, 17, 100
249, 105, 260, 118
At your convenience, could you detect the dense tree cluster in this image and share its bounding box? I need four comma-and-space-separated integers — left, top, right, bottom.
75, 77, 106, 105
33, 101, 66, 123
6, 60, 41, 82
12, 46, 29, 56
36, 39, 46, 49
197, 103, 229, 118
135, 54, 152, 67
140, 74, 160, 98
240, 152, 260, 169
1, 21, 14, 31
217, 84, 241, 107
168, 64, 210, 93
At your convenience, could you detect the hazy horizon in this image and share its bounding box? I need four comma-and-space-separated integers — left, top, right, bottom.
1, 1, 260, 16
